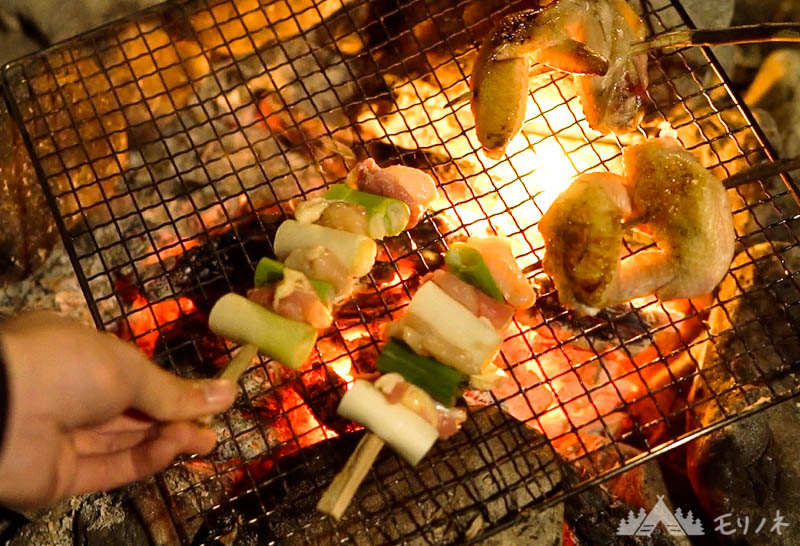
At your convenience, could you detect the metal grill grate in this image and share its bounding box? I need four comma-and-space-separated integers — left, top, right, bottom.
4, 0, 800, 543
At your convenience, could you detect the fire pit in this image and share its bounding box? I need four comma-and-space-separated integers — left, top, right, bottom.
2, 0, 800, 543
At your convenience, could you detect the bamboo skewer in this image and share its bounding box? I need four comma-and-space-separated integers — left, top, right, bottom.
722, 156, 800, 190
316, 433, 385, 519
218, 343, 260, 382
199, 344, 259, 425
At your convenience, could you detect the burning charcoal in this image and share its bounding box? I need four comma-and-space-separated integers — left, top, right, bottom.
152, 310, 229, 378
162, 213, 283, 312
562, 461, 682, 546
687, 242, 800, 544
99, 19, 211, 124
366, 0, 533, 81
188, 0, 352, 58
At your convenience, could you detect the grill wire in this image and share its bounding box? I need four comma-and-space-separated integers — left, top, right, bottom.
3, 0, 800, 543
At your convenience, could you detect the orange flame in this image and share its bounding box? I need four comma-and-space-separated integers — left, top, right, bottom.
126, 294, 197, 356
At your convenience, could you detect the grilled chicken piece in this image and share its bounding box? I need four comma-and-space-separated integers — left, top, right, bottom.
470, 0, 647, 158
622, 137, 735, 301
570, 0, 648, 134
346, 159, 438, 228
539, 139, 735, 315
431, 270, 515, 330
539, 172, 633, 315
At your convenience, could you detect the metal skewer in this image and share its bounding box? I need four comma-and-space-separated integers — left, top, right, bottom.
632, 23, 800, 54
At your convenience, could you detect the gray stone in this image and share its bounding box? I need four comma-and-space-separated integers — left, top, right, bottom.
745, 49, 800, 158
681, 0, 735, 29
688, 243, 800, 545
0, 0, 162, 48
0, 31, 39, 65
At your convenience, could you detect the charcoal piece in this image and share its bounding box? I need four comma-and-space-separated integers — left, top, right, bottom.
25, 49, 128, 219
562, 465, 680, 546
687, 242, 800, 545
152, 309, 229, 378
191, 406, 562, 545
161, 213, 283, 312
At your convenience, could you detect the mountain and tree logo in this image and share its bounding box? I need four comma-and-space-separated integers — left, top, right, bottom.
617, 496, 704, 536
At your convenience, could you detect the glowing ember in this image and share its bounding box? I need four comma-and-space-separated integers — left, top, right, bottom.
329, 355, 354, 386
125, 294, 197, 356
275, 386, 337, 450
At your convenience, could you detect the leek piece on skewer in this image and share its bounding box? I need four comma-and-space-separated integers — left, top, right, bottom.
336, 380, 438, 465
444, 243, 505, 302
209, 293, 317, 370
377, 339, 466, 406
324, 183, 411, 239
274, 220, 377, 278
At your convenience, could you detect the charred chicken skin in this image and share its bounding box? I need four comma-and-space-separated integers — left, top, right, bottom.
470, 0, 648, 158
539, 138, 735, 315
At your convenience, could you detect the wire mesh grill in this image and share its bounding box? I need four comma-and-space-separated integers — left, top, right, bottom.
3, 0, 800, 543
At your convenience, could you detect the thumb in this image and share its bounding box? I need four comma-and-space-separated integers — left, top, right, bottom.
116, 341, 238, 421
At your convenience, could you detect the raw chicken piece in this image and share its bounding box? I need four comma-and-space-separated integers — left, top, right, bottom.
294, 199, 369, 236
467, 236, 536, 309
247, 269, 333, 329
375, 373, 467, 439
431, 270, 515, 330
283, 246, 354, 297
346, 159, 438, 228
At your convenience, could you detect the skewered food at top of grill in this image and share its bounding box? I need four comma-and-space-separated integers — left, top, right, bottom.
538, 137, 735, 316
470, 0, 647, 158
208, 159, 440, 371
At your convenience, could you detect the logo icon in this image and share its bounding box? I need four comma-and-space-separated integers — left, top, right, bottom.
617, 496, 704, 536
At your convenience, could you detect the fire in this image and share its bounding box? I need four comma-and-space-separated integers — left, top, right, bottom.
125, 294, 197, 356
275, 386, 337, 449
328, 355, 354, 385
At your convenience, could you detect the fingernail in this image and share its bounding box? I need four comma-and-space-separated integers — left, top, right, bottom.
202, 379, 237, 406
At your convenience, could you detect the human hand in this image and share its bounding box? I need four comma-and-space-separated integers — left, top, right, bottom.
0, 312, 237, 510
